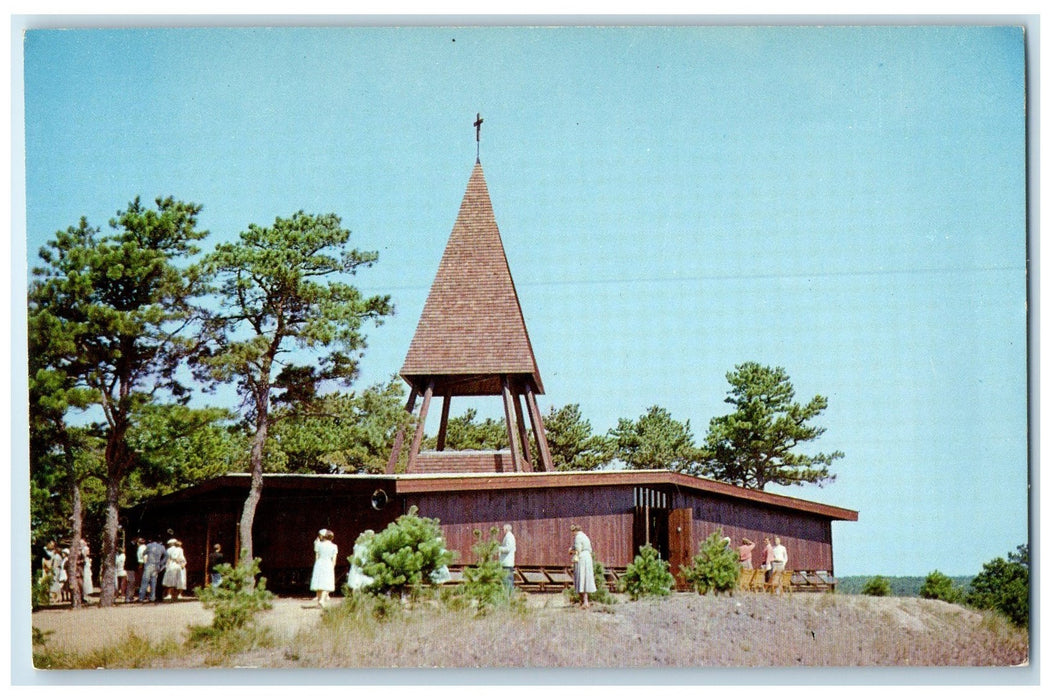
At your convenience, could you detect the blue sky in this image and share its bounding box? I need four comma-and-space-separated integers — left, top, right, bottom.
18, 25, 1028, 577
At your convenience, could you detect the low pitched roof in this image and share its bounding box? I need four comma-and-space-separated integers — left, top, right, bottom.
137, 470, 858, 522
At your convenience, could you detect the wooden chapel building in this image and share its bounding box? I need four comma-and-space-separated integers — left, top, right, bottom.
128, 144, 857, 594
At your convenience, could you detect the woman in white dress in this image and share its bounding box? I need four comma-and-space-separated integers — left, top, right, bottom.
346, 529, 374, 592
569, 524, 596, 609
81, 540, 94, 597
311, 529, 338, 607
162, 538, 187, 601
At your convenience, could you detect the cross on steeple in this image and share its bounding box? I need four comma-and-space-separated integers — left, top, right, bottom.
474, 112, 484, 162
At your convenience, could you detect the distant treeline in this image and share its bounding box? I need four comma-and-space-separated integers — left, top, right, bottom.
837, 575, 974, 597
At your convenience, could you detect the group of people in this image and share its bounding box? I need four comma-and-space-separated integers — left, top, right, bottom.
40, 539, 93, 604
304, 522, 594, 608
39, 534, 225, 605
734, 535, 790, 592
309, 527, 456, 607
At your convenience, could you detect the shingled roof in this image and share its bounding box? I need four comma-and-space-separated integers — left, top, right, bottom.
400, 162, 544, 396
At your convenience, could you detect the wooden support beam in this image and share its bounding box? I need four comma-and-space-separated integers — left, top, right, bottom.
405, 380, 434, 473
385, 388, 419, 474
524, 382, 554, 472
514, 390, 534, 469
436, 393, 452, 451
500, 376, 523, 473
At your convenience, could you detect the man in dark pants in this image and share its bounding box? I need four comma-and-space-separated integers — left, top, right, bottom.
138, 535, 168, 603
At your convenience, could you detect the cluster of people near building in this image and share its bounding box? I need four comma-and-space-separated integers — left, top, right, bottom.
40, 524, 792, 608
39, 534, 227, 606
734, 535, 790, 592
306, 522, 598, 610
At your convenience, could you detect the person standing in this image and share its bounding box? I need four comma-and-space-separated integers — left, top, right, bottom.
569, 524, 596, 609
59, 548, 71, 602
310, 529, 338, 607
737, 538, 756, 570
770, 536, 789, 594
346, 530, 374, 592
138, 535, 168, 603
114, 548, 127, 600
80, 540, 94, 599
209, 543, 225, 587
162, 539, 187, 601
42, 541, 60, 604
498, 523, 517, 594
123, 542, 138, 602
129, 537, 145, 602
762, 536, 774, 583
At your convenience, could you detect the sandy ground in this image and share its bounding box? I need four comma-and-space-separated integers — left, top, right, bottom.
30, 592, 1028, 668
31, 595, 333, 654
31, 593, 571, 655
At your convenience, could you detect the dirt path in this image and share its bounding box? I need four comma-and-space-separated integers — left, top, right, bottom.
31, 596, 330, 654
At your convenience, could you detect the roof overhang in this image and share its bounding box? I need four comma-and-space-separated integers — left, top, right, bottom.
390, 469, 859, 521
142, 470, 857, 522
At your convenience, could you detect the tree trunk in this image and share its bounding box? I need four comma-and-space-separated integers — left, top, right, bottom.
99, 475, 120, 607
238, 387, 269, 565
98, 423, 129, 608
69, 480, 83, 609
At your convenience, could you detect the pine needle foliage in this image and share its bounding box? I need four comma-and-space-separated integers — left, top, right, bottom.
861, 575, 893, 597
681, 530, 739, 595
966, 544, 1029, 628
360, 506, 454, 598
919, 570, 963, 603
191, 554, 275, 635
458, 527, 510, 615
621, 544, 675, 600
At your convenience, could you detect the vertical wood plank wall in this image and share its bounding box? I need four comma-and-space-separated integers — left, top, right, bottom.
130, 478, 843, 592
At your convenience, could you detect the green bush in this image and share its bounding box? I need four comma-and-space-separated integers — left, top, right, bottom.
32, 570, 53, 610
621, 544, 675, 600
919, 569, 962, 603
861, 575, 893, 597
681, 530, 738, 595
458, 527, 511, 615
190, 554, 274, 637
360, 506, 454, 598
966, 544, 1028, 628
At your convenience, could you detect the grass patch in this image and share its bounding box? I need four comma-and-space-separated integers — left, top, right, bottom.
186, 624, 276, 667
33, 630, 182, 670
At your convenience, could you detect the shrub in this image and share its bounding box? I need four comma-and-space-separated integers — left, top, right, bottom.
861, 575, 892, 597
360, 506, 455, 598
621, 544, 675, 600
32, 570, 52, 610
919, 569, 963, 603
458, 527, 510, 615
190, 554, 274, 637
681, 530, 738, 595
966, 544, 1028, 628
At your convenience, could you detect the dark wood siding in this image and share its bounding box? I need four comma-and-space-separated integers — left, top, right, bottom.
410, 485, 637, 568
670, 490, 834, 572
130, 479, 403, 592
129, 473, 851, 593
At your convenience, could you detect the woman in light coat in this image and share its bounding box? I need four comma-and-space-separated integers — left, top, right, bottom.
311, 529, 338, 607
569, 524, 596, 609
346, 530, 375, 592
162, 539, 187, 601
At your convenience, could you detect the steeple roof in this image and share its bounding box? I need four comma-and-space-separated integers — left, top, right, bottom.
400, 162, 544, 396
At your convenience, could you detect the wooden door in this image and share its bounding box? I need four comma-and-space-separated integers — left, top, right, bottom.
667, 508, 694, 591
